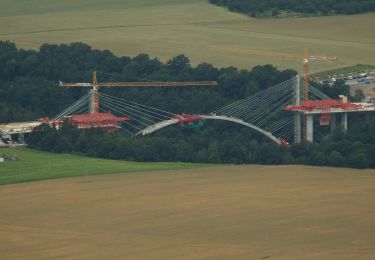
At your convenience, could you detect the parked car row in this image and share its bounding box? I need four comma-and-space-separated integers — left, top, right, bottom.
318, 71, 375, 86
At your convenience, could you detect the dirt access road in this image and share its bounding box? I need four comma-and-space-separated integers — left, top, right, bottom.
1, 165, 375, 259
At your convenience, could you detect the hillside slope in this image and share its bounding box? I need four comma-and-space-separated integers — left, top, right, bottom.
0, 0, 374, 73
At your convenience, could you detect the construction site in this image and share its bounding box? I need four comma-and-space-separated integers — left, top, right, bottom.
1, 45, 374, 148
1, 1, 375, 259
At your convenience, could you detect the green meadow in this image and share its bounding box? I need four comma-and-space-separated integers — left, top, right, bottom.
0, 147, 208, 185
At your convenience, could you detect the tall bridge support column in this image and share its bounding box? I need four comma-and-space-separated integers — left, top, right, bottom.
89, 87, 99, 114
330, 114, 337, 132
341, 112, 348, 132
306, 114, 314, 142
294, 113, 302, 143
89, 89, 95, 114
294, 75, 302, 143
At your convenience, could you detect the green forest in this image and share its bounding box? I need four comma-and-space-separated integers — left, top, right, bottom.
209, 0, 375, 17
1, 41, 374, 168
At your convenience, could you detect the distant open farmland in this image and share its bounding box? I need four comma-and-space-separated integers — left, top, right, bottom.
0, 0, 374, 73
1, 165, 375, 259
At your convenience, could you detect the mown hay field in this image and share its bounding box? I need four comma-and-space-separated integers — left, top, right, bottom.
0, 0, 374, 73
1, 165, 375, 259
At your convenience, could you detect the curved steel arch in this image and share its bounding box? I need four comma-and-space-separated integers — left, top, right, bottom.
136, 115, 281, 145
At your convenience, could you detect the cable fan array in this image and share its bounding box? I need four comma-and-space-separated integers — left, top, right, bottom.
98, 93, 176, 134
53, 93, 90, 121
211, 78, 330, 142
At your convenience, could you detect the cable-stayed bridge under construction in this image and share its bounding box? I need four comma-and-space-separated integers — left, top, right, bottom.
1, 75, 374, 147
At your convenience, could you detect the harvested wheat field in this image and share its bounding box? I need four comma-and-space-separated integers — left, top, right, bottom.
1, 165, 375, 259
1, 0, 374, 73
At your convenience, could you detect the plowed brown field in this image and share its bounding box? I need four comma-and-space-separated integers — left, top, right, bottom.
1, 165, 375, 259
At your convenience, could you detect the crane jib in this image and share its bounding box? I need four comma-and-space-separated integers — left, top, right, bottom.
60, 81, 218, 87
59, 71, 217, 114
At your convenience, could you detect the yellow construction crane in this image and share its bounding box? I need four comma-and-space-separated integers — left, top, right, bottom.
59, 71, 217, 114
209, 45, 337, 102
209, 45, 337, 141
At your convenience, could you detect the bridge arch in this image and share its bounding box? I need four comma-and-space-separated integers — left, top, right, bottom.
136, 115, 282, 145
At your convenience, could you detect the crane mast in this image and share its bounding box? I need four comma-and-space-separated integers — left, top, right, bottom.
303, 45, 309, 141
303, 44, 309, 102
91, 71, 99, 113
59, 71, 218, 114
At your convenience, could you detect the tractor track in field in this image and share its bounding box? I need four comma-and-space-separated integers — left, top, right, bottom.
3, 20, 374, 52
0, 19, 242, 36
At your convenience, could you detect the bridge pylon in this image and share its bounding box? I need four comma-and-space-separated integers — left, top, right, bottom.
294, 75, 302, 143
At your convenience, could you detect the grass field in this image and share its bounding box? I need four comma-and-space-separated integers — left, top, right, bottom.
0, 147, 208, 185
0, 0, 374, 73
1, 165, 375, 259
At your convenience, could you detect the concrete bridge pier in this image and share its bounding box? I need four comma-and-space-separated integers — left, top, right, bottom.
341, 113, 348, 132
306, 114, 314, 142
330, 114, 337, 132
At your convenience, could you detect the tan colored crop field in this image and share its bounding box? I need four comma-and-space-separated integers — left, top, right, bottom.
1, 165, 375, 259
0, 0, 374, 73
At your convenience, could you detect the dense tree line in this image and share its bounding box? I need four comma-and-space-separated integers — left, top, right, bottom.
210, 0, 375, 17
1, 41, 374, 168
27, 115, 375, 169
0, 41, 294, 122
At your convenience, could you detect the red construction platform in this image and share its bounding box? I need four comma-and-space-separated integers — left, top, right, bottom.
51, 113, 129, 130
172, 113, 203, 125
69, 113, 129, 129
283, 100, 363, 113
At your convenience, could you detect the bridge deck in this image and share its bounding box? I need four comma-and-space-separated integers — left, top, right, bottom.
137, 115, 282, 145
0, 122, 42, 135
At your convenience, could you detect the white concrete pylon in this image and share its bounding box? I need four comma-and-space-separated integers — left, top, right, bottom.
341, 113, 348, 132
306, 114, 314, 142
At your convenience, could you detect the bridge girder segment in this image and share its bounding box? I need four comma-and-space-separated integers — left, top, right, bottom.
136, 115, 282, 145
